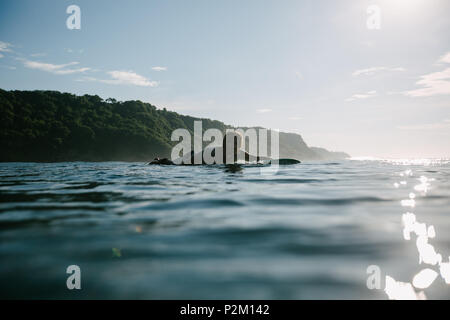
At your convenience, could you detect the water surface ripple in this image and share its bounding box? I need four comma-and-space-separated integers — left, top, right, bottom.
0, 160, 449, 299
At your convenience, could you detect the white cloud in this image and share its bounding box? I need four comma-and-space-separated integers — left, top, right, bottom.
0, 41, 13, 58
21, 59, 90, 75
288, 116, 302, 120
257, 108, 272, 113
152, 66, 167, 71
0, 41, 13, 53
65, 48, 84, 54
346, 90, 377, 102
404, 68, 450, 97
78, 71, 158, 87
438, 52, 450, 64
106, 71, 158, 87
0, 65, 15, 70
404, 52, 450, 97
352, 67, 405, 77
30, 53, 47, 57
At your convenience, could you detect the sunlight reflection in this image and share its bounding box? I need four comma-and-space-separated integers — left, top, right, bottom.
401, 192, 416, 207
381, 168, 449, 299
427, 226, 436, 239
385, 159, 449, 166
350, 158, 450, 166
400, 170, 413, 177
416, 234, 441, 266
401, 199, 415, 207
440, 260, 450, 284
402, 215, 436, 242
414, 176, 433, 194
412, 269, 438, 289
385, 276, 426, 300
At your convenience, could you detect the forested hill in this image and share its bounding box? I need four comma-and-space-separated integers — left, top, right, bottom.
0, 89, 349, 162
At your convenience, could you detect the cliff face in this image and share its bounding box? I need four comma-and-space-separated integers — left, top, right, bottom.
277, 132, 349, 161
278, 132, 320, 160
309, 147, 350, 161
0, 89, 349, 162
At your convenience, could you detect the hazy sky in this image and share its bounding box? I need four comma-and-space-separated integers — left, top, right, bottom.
0, 0, 449, 158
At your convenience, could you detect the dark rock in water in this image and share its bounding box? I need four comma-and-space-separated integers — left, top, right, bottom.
148, 158, 175, 165
224, 164, 243, 173
273, 159, 301, 165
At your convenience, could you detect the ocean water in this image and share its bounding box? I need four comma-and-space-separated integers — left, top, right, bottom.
0, 160, 449, 299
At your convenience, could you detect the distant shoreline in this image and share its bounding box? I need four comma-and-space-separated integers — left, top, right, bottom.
0, 89, 349, 162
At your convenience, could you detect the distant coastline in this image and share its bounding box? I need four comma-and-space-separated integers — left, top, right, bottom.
0, 89, 349, 162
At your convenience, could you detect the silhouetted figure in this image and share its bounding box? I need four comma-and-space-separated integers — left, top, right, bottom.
149, 131, 300, 166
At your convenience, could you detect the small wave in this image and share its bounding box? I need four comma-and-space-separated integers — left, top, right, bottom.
136, 198, 244, 211
242, 178, 338, 184
249, 196, 391, 206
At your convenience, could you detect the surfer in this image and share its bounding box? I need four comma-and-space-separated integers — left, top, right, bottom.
149, 131, 300, 165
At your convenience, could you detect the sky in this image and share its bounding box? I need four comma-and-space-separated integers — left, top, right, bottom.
0, 0, 449, 158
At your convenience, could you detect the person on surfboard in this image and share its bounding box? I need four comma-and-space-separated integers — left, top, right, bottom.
149, 131, 300, 165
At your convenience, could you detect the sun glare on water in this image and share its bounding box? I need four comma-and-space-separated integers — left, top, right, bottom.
349, 157, 450, 166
